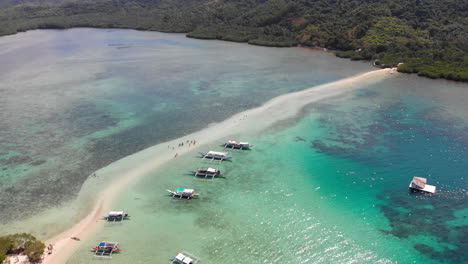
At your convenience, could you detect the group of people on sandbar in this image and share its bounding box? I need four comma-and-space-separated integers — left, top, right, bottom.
170, 139, 197, 158
177, 140, 196, 147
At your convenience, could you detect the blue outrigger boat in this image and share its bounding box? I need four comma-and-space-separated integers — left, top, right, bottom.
222, 140, 252, 150
92, 241, 121, 258
199, 151, 232, 161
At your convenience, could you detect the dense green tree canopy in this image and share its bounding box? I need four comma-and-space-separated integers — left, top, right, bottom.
0, 233, 45, 262
0, 0, 466, 81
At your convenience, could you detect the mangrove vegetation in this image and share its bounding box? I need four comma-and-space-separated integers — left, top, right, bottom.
0, 0, 466, 81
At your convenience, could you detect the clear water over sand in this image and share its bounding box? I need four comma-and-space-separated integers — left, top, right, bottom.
69, 74, 467, 264
0, 29, 466, 264
0, 28, 371, 224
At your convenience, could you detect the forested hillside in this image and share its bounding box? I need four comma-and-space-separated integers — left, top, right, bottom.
0, 0, 466, 81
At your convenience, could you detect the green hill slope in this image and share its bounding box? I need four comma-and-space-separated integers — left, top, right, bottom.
0, 0, 466, 81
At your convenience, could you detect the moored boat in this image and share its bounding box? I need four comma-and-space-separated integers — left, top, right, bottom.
199, 151, 232, 161
222, 140, 252, 150
103, 210, 130, 221
172, 251, 200, 264
167, 188, 199, 199
188, 167, 223, 178
92, 241, 122, 258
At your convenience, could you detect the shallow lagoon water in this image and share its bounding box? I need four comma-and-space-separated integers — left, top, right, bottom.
0, 28, 371, 224
69, 75, 467, 263
0, 29, 466, 263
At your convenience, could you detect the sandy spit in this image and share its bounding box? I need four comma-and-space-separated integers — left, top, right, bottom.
42, 68, 395, 263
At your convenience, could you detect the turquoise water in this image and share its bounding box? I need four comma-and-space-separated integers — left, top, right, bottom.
0, 29, 466, 263
69, 74, 467, 263
0, 28, 371, 223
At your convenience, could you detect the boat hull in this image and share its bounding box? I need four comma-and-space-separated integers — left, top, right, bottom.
167, 190, 199, 199
222, 143, 252, 149
92, 247, 122, 251
188, 170, 223, 177
199, 152, 232, 160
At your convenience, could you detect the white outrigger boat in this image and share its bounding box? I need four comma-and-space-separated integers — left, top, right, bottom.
222, 140, 252, 150
167, 188, 199, 199
188, 167, 223, 179
409, 176, 436, 194
171, 251, 200, 264
199, 151, 232, 161
103, 211, 130, 222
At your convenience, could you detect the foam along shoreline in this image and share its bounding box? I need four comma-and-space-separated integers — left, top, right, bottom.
41, 68, 395, 264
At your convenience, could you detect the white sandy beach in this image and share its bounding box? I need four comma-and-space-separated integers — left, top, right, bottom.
41, 68, 395, 264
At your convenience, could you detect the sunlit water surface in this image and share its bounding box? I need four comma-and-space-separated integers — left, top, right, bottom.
0, 28, 466, 264
0, 28, 370, 223
71, 75, 467, 264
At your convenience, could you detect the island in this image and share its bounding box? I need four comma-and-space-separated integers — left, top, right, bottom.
0, 0, 466, 82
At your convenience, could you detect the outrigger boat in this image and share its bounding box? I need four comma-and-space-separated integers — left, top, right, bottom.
199, 151, 232, 161
188, 167, 223, 179
92, 241, 121, 258
222, 140, 252, 150
171, 251, 200, 264
103, 210, 130, 222
167, 188, 199, 199
409, 176, 436, 194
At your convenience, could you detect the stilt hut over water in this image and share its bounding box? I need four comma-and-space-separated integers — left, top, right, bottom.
409, 176, 436, 193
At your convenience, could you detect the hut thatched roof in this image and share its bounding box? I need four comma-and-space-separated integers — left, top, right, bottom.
411, 176, 427, 189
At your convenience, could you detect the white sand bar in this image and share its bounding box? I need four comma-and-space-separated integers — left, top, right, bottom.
42, 68, 394, 263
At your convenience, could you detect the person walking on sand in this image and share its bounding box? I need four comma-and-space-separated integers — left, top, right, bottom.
47, 244, 53, 254
174, 153, 179, 158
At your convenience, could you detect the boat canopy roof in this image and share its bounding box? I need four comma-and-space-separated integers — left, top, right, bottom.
175, 253, 185, 261
174, 251, 200, 264
207, 151, 228, 156
98, 242, 118, 247
108, 211, 124, 216
411, 176, 427, 189
183, 257, 193, 264
227, 140, 249, 145
176, 187, 195, 193
206, 168, 216, 173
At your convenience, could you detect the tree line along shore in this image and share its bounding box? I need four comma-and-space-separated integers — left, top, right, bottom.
0, 0, 466, 82
0, 233, 45, 263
